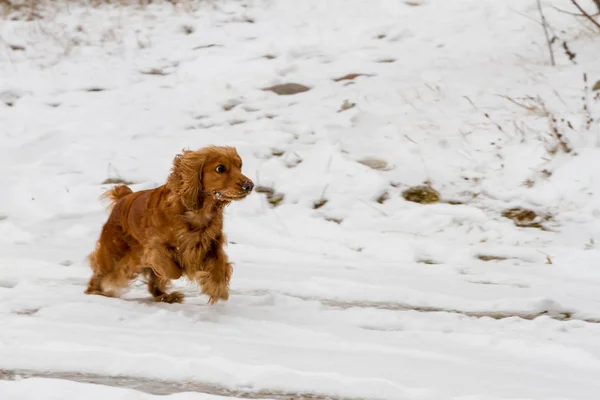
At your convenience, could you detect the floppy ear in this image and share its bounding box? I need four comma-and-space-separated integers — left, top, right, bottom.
167, 149, 206, 210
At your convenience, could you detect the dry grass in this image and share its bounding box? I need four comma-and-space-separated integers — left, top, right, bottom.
255, 186, 285, 207
338, 100, 356, 112
402, 185, 440, 204
476, 255, 508, 262
313, 199, 327, 209
417, 259, 439, 265
376, 192, 389, 204
140, 68, 171, 76
102, 177, 134, 185
502, 207, 552, 230
501, 95, 573, 155
333, 73, 371, 82
1, 0, 195, 20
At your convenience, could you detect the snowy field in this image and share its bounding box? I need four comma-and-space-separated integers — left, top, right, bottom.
1, 0, 600, 399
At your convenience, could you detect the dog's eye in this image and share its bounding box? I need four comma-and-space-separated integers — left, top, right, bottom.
215, 164, 226, 173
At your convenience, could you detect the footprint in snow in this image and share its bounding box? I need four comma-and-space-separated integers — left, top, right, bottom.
0, 279, 19, 289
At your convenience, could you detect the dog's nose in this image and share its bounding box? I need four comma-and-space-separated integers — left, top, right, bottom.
242, 180, 254, 192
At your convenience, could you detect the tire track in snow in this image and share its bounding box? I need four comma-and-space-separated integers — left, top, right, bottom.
0, 370, 357, 400
234, 290, 600, 323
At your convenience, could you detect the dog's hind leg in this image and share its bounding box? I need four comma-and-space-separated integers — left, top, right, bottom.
86, 248, 117, 297
85, 240, 133, 298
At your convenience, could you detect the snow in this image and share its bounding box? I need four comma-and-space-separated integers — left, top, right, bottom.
1, 0, 600, 399
0, 378, 240, 400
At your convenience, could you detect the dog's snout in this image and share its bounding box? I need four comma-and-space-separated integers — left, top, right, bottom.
241, 180, 254, 192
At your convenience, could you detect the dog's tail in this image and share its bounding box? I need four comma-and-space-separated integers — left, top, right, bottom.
101, 184, 133, 210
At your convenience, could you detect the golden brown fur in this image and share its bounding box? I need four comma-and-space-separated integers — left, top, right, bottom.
86, 146, 254, 304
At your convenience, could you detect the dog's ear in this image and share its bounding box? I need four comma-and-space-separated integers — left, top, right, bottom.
167, 149, 206, 210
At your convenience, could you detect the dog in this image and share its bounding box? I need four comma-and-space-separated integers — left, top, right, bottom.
86, 146, 253, 305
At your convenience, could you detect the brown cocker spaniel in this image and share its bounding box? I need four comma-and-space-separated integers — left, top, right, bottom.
86, 146, 254, 305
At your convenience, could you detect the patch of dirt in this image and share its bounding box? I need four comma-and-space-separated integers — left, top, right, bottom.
522, 179, 535, 188
593, 80, 600, 91
443, 200, 465, 205
15, 308, 39, 316
333, 73, 370, 82
402, 185, 440, 204
263, 83, 310, 96
376, 58, 395, 63
140, 68, 171, 76
502, 207, 551, 229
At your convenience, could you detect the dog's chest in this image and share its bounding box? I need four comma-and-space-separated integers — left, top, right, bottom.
172, 211, 223, 268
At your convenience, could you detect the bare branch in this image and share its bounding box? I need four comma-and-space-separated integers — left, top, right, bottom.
536, 0, 555, 66
569, 0, 600, 31
552, 5, 600, 17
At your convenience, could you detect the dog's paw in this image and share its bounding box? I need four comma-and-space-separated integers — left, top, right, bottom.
155, 291, 184, 304
85, 288, 118, 298
205, 284, 229, 305
195, 271, 230, 305
207, 293, 226, 305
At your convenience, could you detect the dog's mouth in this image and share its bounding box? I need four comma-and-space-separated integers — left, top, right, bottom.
213, 191, 250, 201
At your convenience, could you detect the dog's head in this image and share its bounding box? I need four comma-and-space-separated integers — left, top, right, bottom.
168, 146, 253, 210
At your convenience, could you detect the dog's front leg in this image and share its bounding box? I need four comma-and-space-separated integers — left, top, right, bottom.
195, 242, 233, 305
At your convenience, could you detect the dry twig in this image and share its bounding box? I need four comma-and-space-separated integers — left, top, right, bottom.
536, 0, 555, 66
570, 0, 600, 31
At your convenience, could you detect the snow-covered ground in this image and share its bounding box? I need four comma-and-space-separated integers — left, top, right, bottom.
1, 0, 600, 399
